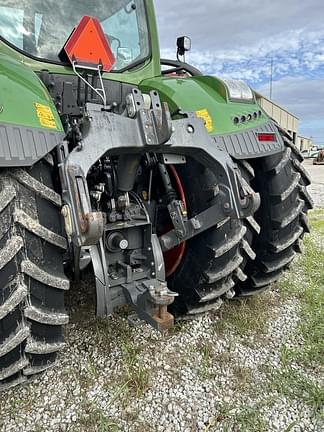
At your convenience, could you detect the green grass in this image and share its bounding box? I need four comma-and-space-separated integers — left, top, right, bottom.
266, 209, 324, 414
266, 367, 324, 414
168, 318, 188, 335
207, 403, 268, 432
119, 342, 150, 398
278, 210, 324, 367
279, 345, 296, 368
213, 291, 277, 338
78, 402, 120, 431
195, 341, 216, 379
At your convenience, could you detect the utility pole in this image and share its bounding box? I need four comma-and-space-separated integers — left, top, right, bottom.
269, 58, 273, 100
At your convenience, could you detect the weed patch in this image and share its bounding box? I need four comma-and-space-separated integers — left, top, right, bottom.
79, 402, 120, 431
214, 291, 277, 338
209, 403, 268, 432
267, 367, 324, 414
119, 342, 150, 398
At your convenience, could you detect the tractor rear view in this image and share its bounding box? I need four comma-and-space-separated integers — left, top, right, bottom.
0, 0, 312, 390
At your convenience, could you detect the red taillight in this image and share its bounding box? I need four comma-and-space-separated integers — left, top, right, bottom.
62, 16, 116, 72
257, 133, 277, 142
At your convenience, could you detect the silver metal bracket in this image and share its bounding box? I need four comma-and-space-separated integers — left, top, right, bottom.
167, 200, 188, 238
137, 90, 173, 146
72, 61, 107, 106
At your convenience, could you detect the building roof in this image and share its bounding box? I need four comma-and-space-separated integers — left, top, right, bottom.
298, 135, 313, 141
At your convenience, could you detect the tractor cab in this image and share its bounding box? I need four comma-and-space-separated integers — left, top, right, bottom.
0, 0, 150, 71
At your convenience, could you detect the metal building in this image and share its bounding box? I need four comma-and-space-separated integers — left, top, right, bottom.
296, 136, 314, 152
254, 91, 300, 146
254, 92, 313, 152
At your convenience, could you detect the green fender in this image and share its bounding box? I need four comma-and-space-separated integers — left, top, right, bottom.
0, 53, 63, 131
140, 75, 268, 136
0, 53, 64, 167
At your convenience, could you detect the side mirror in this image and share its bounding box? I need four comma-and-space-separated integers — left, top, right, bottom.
177, 36, 191, 59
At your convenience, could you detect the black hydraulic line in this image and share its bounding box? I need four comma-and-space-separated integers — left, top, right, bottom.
160, 59, 203, 77
158, 163, 177, 202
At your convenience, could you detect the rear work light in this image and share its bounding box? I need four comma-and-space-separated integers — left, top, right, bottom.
257, 133, 277, 142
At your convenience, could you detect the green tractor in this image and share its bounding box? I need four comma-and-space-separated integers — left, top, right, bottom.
0, 0, 312, 390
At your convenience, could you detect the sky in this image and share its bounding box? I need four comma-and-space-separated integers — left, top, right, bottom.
155, 0, 324, 145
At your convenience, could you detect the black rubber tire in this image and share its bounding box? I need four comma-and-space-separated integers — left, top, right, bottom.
0, 160, 69, 391
168, 160, 253, 316
236, 130, 313, 296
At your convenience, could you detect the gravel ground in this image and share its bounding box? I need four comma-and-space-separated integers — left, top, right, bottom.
304, 159, 324, 208
1, 292, 321, 432
0, 159, 323, 432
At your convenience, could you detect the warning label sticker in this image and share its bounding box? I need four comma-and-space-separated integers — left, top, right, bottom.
35, 103, 57, 129
196, 109, 214, 133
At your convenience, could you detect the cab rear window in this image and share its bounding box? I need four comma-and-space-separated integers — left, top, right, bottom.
0, 0, 150, 71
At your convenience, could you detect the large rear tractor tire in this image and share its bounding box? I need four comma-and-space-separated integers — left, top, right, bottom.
236, 130, 313, 296
0, 160, 69, 391
168, 160, 254, 316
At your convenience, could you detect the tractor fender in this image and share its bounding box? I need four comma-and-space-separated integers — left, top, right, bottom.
140, 76, 285, 159
0, 53, 64, 167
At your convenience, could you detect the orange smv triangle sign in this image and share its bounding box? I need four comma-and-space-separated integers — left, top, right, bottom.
63, 16, 116, 72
